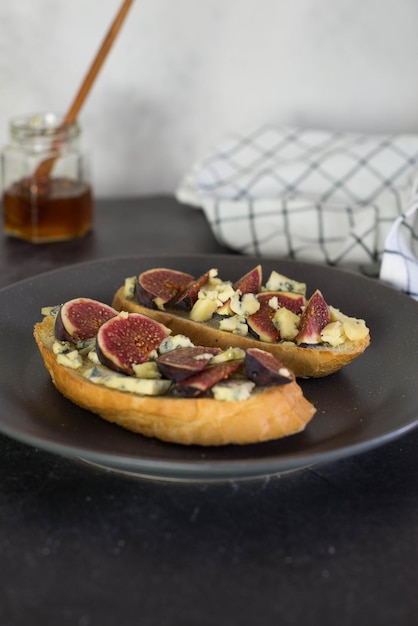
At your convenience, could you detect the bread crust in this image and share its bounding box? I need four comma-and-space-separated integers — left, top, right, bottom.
34, 315, 316, 446
113, 287, 370, 378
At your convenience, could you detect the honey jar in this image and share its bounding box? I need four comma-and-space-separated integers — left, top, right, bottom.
1, 112, 93, 242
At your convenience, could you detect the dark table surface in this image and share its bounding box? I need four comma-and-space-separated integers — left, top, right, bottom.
0, 196, 417, 626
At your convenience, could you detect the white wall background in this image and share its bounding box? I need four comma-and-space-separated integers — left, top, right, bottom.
1, 0, 418, 197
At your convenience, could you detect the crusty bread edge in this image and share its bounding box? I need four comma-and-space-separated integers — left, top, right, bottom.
112, 287, 370, 378
33, 316, 316, 447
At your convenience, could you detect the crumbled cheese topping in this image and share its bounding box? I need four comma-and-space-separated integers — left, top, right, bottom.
179, 270, 369, 347
124, 276, 136, 299
219, 315, 248, 336
212, 381, 255, 402
159, 334, 195, 353
265, 271, 306, 296
56, 350, 82, 370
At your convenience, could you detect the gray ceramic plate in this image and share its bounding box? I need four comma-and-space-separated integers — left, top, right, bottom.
0, 254, 417, 481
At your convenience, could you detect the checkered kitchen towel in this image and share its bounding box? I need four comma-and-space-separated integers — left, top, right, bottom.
176, 126, 418, 300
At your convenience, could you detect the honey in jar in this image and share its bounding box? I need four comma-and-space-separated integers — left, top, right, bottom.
1, 113, 93, 242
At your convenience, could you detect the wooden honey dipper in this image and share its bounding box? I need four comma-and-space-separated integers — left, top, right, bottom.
34, 0, 134, 182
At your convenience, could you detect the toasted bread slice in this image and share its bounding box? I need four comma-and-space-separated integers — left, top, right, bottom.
34, 315, 316, 446
113, 286, 370, 378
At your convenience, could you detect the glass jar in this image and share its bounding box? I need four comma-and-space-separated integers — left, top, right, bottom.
1, 112, 93, 242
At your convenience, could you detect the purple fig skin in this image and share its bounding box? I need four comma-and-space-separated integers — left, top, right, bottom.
96, 313, 171, 375
175, 360, 244, 398
174, 272, 210, 311
136, 268, 194, 310
245, 348, 293, 386
54, 312, 76, 342
233, 265, 262, 294
295, 290, 330, 345
157, 346, 221, 382
54, 298, 117, 342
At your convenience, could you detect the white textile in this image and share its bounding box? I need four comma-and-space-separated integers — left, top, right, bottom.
177, 126, 418, 299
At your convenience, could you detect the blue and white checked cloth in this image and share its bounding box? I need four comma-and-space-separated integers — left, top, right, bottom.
176, 126, 418, 300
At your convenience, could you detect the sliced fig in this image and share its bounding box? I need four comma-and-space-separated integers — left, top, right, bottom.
175, 360, 244, 397
54, 298, 117, 342
295, 289, 330, 345
96, 313, 171, 374
245, 348, 293, 386
174, 271, 210, 311
247, 296, 280, 343
247, 311, 278, 343
259, 291, 305, 314
157, 346, 221, 382
216, 265, 262, 315
247, 291, 305, 342
233, 265, 262, 294
136, 268, 194, 310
